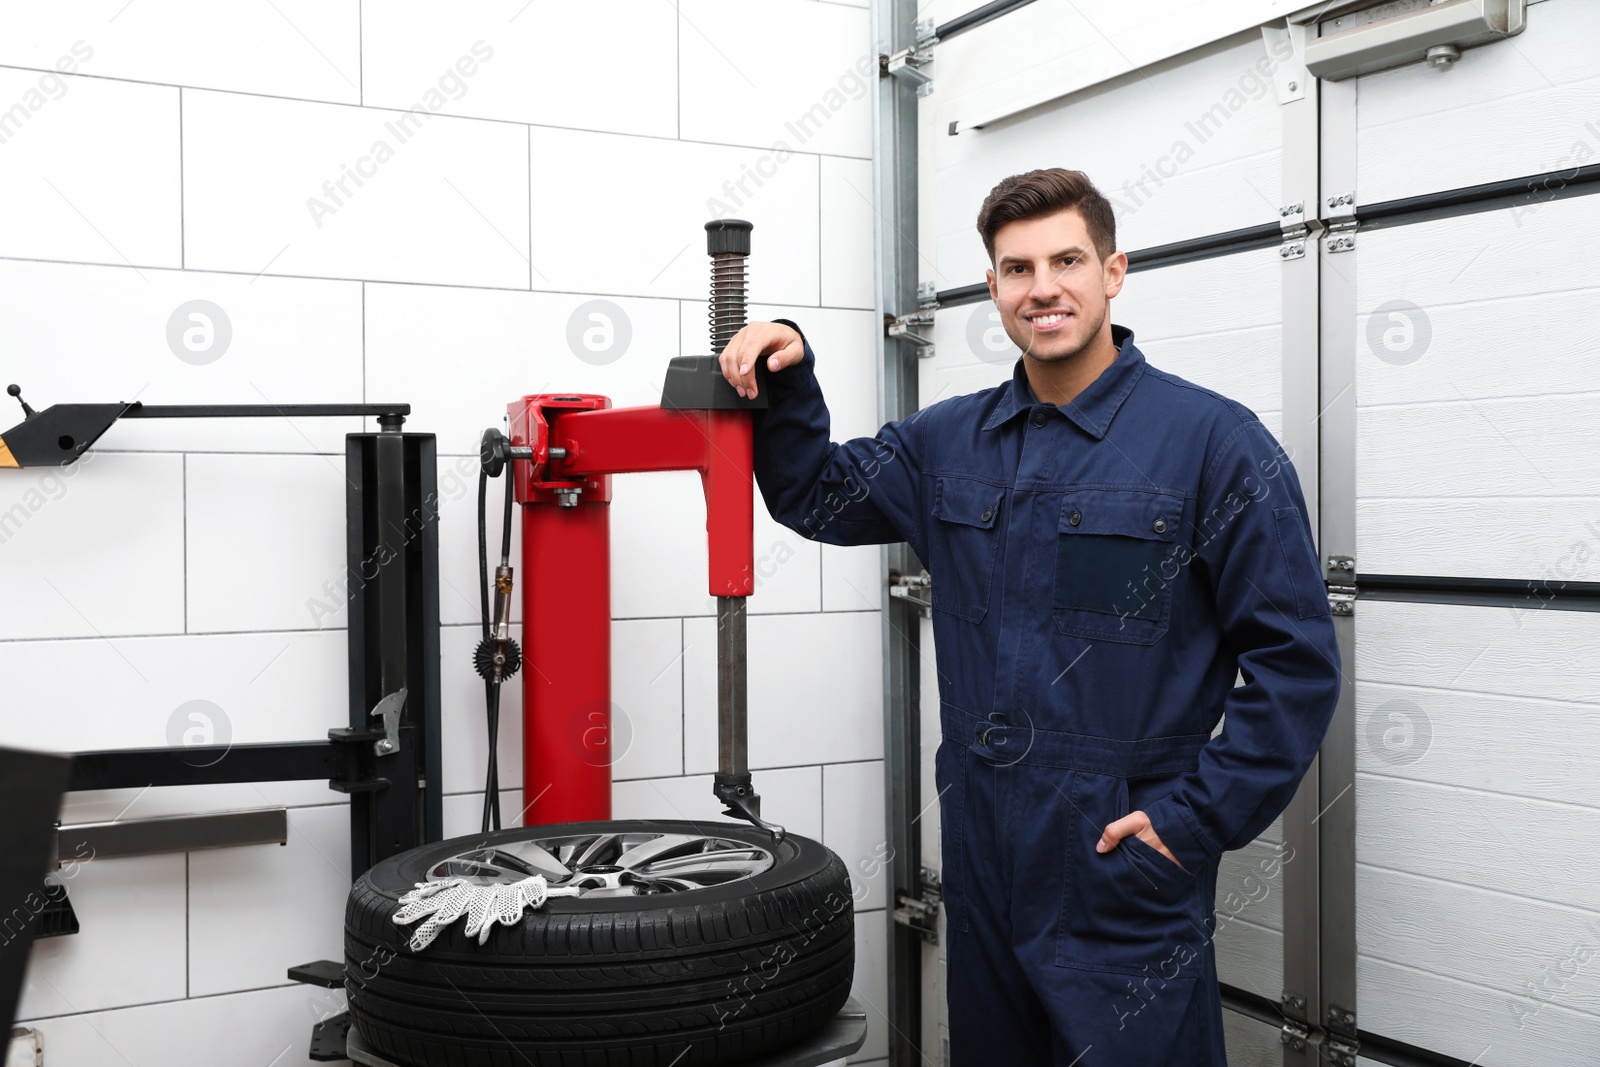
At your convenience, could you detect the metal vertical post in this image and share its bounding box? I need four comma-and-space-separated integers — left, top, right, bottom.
345, 426, 442, 876
1312, 67, 1361, 1066
1277, 16, 1326, 1061
875, 0, 927, 1062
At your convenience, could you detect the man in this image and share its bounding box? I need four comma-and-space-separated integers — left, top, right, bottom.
720, 168, 1341, 1064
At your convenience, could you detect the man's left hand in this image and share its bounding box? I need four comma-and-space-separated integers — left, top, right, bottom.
1097, 810, 1184, 870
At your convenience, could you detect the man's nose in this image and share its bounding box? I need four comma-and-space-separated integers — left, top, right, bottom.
1028, 264, 1065, 304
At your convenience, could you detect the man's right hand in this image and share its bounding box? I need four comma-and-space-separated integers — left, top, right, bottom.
719, 321, 805, 400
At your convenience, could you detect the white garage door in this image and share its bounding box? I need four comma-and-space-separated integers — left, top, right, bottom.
1350, 0, 1600, 1061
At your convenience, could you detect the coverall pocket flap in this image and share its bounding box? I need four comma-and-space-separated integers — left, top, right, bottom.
934, 476, 1003, 528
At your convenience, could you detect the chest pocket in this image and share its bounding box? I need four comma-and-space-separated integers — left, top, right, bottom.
930, 476, 1005, 624
1052, 488, 1185, 645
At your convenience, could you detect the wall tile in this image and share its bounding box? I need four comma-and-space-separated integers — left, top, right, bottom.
529, 127, 819, 305
0, 2, 360, 103
184, 90, 529, 288
0, 70, 179, 268
16, 854, 186, 1019
363, 1, 676, 137
185, 453, 348, 633
0, 452, 184, 641
823, 760, 888, 911
684, 610, 883, 773
188, 803, 350, 996
679, 0, 872, 159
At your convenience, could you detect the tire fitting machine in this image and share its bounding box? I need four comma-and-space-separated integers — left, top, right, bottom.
482, 219, 782, 838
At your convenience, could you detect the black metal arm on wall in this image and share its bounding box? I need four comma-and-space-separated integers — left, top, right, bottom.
28, 404, 443, 882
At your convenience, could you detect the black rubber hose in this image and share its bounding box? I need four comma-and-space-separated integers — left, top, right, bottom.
477, 469, 491, 640
477, 466, 498, 833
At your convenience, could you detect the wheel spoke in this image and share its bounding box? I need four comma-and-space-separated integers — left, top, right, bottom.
493, 840, 573, 880
642, 848, 770, 879
570, 832, 623, 870
613, 833, 703, 871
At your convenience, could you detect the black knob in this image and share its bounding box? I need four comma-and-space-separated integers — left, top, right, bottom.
7, 384, 36, 418
705, 219, 752, 256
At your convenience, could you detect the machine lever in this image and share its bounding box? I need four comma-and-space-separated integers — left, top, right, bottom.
8, 383, 37, 417
370, 689, 407, 757
713, 773, 785, 840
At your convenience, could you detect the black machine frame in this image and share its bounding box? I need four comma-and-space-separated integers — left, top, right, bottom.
6, 400, 443, 879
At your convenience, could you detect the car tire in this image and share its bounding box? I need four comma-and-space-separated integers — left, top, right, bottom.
343, 818, 855, 1066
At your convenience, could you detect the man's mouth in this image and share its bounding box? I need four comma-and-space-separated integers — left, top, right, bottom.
1024, 310, 1072, 332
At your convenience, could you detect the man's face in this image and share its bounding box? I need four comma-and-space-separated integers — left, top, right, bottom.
985, 208, 1126, 363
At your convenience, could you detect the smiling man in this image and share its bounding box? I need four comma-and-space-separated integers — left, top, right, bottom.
720, 167, 1341, 1065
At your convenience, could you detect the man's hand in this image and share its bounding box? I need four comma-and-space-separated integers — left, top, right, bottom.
719, 321, 805, 399
1097, 810, 1184, 870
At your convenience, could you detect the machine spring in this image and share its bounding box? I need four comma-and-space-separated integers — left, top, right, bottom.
709, 252, 748, 355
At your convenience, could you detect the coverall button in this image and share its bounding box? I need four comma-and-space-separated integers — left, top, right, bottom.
1032, 411, 1047, 428
1153, 517, 1168, 533
1069, 509, 1082, 526
981, 507, 993, 522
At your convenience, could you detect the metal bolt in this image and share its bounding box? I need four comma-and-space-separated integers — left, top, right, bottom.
1426, 43, 1460, 69
377, 740, 394, 753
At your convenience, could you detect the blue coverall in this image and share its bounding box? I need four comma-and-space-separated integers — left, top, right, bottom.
752, 319, 1342, 1065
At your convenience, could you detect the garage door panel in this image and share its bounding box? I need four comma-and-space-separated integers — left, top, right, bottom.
1224, 1012, 1288, 1067
932, 26, 1284, 287
1359, 953, 1599, 1065
1358, 497, 1600, 582
1358, 196, 1600, 313
1357, 772, 1600, 913
1354, 599, 1600, 1060
1359, 394, 1600, 498
1358, 865, 1600, 1019
1356, 0, 1600, 203
1356, 194, 1600, 580
1358, 600, 1600, 704
1356, 290, 1600, 410
1216, 915, 1282, 998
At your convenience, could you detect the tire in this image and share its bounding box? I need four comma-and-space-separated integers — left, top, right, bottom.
344, 819, 855, 1067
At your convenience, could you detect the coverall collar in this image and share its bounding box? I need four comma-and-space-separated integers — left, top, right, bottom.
983, 322, 1143, 440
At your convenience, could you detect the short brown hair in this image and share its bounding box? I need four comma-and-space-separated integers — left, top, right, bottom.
976, 168, 1117, 266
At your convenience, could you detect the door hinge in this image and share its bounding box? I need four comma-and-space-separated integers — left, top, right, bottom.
885, 309, 936, 359
888, 570, 932, 615
1281, 1019, 1313, 1051
893, 865, 942, 944
1278, 201, 1310, 260
1326, 554, 1356, 615
1323, 1032, 1359, 1066
1324, 1004, 1359, 1065
876, 36, 934, 95
1325, 217, 1358, 253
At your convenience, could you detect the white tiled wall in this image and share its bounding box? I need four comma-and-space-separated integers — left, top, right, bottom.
0, 3, 887, 1063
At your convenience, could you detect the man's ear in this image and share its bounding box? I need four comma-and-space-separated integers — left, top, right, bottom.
986, 268, 998, 302
1102, 251, 1128, 299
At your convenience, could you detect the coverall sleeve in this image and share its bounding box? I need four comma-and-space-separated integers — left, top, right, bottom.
751, 319, 927, 563
1141, 418, 1343, 871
